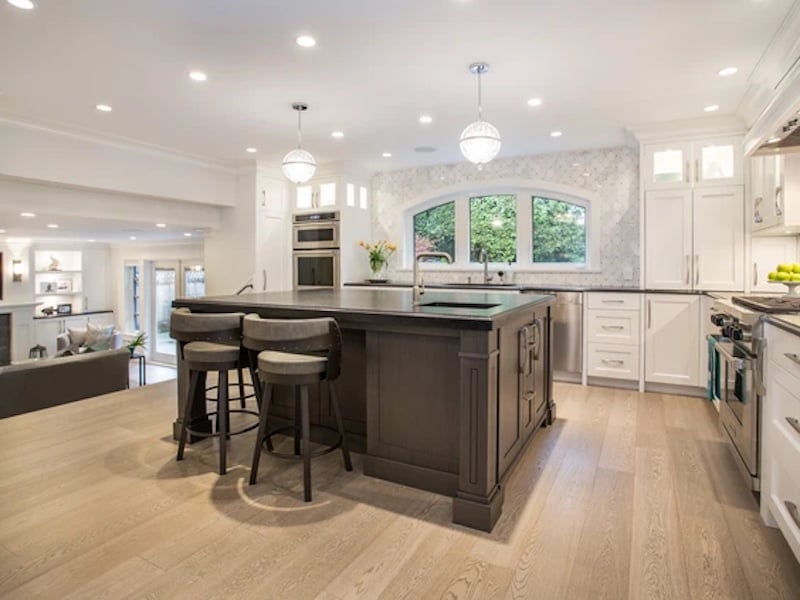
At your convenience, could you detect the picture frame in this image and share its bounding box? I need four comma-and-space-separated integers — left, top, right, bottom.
56, 279, 72, 292
56, 303, 72, 315
40, 281, 57, 294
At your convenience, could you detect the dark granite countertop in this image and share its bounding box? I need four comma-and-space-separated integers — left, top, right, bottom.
33, 309, 114, 320
766, 314, 800, 337
344, 282, 709, 295
174, 289, 554, 331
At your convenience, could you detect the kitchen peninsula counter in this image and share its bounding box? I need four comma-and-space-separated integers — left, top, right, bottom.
174, 288, 555, 531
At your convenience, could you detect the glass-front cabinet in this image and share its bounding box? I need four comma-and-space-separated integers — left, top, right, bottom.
643, 137, 743, 190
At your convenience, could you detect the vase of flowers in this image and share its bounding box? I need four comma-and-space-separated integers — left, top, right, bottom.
359, 240, 397, 281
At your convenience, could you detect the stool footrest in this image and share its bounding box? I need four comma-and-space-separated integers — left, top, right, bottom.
185, 408, 260, 438
260, 424, 344, 460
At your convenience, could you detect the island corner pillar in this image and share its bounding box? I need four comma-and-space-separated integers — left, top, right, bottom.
453, 327, 503, 531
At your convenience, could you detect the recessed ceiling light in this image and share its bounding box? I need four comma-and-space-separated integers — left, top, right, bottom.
96, 104, 112, 112
246, 147, 257, 153
129, 236, 137, 240
87, 239, 96, 243
7, 0, 35, 9
46, 224, 58, 229
20, 212, 35, 217
382, 152, 392, 158
718, 67, 738, 77
704, 104, 720, 112
0, 229, 6, 234
331, 131, 344, 138
189, 71, 207, 82
572, 162, 581, 167
414, 146, 437, 153
419, 115, 433, 124
767, 136, 781, 144
156, 223, 166, 228
550, 131, 562, 137
296, 35, 316, 48
184, 232, 192, 237
527, 98, 543, 107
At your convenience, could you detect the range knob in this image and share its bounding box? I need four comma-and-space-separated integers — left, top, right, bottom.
711, 313, 730, 327
723, 325, 744, 341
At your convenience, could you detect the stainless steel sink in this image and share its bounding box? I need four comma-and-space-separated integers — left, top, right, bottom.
420, 301, 500, 309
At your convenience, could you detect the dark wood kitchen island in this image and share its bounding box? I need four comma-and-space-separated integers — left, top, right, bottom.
173, 288, 554, 531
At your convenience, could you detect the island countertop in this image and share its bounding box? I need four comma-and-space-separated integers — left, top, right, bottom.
174, 288, 554, 330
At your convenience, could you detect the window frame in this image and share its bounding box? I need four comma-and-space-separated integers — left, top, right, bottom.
403, 182, 598, 272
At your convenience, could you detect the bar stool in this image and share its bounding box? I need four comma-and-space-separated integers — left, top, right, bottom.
170, 310, 257, 475
243, 314, 352, 501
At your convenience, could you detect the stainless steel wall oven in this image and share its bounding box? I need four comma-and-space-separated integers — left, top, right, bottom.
293, 212, 340, 289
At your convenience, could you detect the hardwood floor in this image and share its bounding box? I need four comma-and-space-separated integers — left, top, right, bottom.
0, 382, 798, 599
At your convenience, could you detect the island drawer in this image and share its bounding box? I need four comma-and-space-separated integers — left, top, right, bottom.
587, 310, 640, 346
769, 326, 800, 381
767, 433, 800, 562
587, 343, 639, 380
587, 293, 639, 311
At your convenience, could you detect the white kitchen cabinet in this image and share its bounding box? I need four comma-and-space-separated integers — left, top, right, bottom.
644, 294, 702, 387
751, 236, 798, 292
586, 292, 641, 382
643, 137, 743, 191
294, 178, 370, 212
644, 187, 744, 291
753, 153, 800, 235
255, 174, 292, 292
761, 323, 800, 563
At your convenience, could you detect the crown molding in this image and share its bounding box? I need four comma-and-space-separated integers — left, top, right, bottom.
627, 115, 746, 143
0, 114, 239, 174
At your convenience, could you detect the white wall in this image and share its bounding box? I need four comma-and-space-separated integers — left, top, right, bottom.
0, 118, 237, 206
372, 146, 640, 287
0, 242, 33, 304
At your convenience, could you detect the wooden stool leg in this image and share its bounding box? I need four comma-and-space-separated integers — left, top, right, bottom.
249, 381, 272, 485
237, 367, 246, 408
329, 381, 353, 472
293, 385, 302, 456
177, 370, 199, 461
218, 370, 228, 475
300, 384, 312, 502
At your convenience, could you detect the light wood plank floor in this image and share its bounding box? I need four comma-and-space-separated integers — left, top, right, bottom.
1, 382, 798, 599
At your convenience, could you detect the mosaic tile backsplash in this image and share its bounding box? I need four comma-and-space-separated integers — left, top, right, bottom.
370, 145, 640, 287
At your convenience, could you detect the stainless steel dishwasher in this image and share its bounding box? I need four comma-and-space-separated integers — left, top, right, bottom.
525, 290, 583, 382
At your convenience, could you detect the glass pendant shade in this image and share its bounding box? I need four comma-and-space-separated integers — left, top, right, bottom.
282, 148, 316, 184
459, 120, 502, 165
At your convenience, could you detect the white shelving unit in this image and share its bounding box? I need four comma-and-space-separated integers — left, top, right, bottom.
33, 250, 84, 314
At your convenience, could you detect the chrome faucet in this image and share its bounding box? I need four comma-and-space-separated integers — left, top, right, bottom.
479, 249, 493, 283
413, 251, 453, 305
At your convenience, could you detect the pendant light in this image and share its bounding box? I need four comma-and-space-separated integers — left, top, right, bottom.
282, 103, 316, 184
459, 62, 501, 167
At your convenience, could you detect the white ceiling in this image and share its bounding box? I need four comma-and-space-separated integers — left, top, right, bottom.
0, 0, 795, 176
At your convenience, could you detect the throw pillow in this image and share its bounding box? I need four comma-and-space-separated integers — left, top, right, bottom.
83, 322, 115, 351
68, 327, 88, 347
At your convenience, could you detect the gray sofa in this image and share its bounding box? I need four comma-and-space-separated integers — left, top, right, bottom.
0, 348, 130, 419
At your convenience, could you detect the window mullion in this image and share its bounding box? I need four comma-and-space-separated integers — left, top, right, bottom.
455, 196, 470, 266
517, 191, 533, 267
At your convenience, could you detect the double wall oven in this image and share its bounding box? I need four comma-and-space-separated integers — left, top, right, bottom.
293, 211, 340, 289
709, 295, 800, 492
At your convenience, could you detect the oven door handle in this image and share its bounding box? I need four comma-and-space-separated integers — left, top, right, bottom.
715, 342, 753, 371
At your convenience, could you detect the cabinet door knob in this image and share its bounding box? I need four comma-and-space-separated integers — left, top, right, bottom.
786, 416, 800, 436
786, 500, 800, 529
784, 353, 800, 366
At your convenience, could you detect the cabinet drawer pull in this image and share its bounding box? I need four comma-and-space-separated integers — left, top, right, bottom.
784, 353, 800, 366
685, 255, 690, 285
786, 417, 800, 436
601, 299, 625, 304
596, 349, 629, 355
601, 325, 625, 330
695, 159, 699, 182
685, 159, 690, 183
786, 501, 800, 529
601, 359, 625, 366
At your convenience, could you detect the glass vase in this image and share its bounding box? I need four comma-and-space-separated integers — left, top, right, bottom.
369, 261, 387, 281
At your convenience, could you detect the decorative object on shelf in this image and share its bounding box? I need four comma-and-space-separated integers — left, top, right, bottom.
282, 103, 316, 184
47, 255, 62, 271
40, 281, 56, 293
56, 279, 72, 292
12, 258, 23, 283
460, 62, 501, 168
40, 306, 56, 316
126, 331, 148, 356
28, 344, 47, 359
56, 303, 72, 314
359, 239, 397, 281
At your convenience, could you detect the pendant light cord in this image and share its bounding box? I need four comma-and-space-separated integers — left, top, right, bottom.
297, 109, 303, 149
477, 70, 483, 122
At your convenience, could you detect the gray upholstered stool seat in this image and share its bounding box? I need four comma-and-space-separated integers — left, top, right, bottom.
257, 350, 327, 377
170, 309, 257, 475
243, 314, 352, 502
184, 341, 241, 366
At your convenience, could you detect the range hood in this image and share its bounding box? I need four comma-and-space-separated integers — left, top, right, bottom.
753, 112, 800, 156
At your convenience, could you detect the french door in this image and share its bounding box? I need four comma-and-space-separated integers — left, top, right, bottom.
149, 260, 206, 364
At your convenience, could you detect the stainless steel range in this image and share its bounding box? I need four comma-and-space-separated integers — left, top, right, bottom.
709, 295, 800, 491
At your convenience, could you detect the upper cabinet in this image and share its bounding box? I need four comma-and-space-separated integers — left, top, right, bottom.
643, 136, 743, 190
294, 178, 370, 212
752, 153, 800, 235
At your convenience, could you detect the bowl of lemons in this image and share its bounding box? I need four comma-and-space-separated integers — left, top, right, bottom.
767, 263, 800, 295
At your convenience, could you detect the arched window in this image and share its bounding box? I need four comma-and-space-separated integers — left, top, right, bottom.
405, 183, 595, 270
